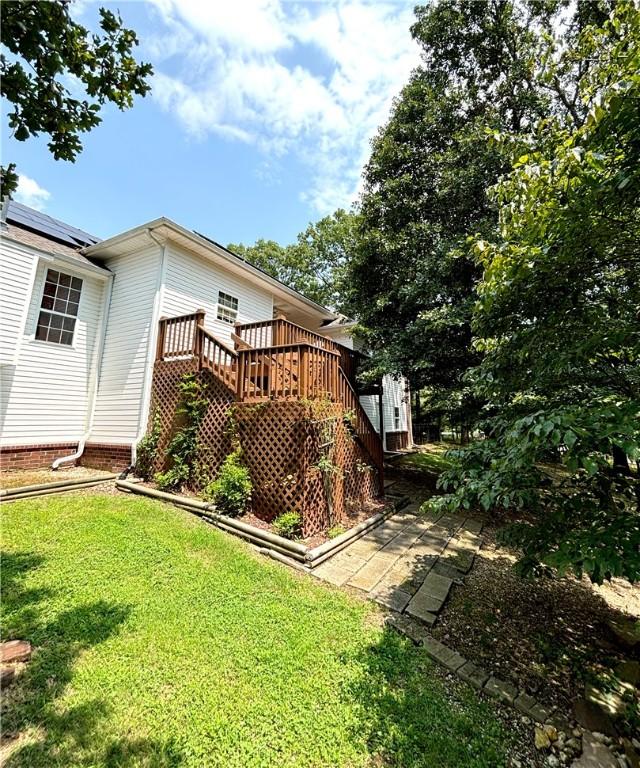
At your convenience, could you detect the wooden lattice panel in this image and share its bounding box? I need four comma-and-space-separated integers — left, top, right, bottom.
148, 359, 199, 476
148, 360, 235, 485
234, 401, 308, 525
147, 361, 382, 536
191, 368, 236, 488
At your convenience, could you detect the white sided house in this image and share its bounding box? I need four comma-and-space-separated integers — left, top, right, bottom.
0, 202, 412, 473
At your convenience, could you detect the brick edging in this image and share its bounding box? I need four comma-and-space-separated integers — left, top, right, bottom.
386, 614, 556, 725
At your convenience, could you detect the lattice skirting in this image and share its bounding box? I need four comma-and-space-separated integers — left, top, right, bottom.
386, 430, 409, 451
148, 360, 381, 536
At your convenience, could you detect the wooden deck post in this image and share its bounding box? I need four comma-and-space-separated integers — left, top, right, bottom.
156, 317, 167, 361
274, 316, 284, 346
194, 309, 205, 367
236, 352, 246, 401
233, 320, 243, 350
299, 345, 309, 398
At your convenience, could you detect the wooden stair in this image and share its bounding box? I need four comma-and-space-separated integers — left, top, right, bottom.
157, 311, 384, 483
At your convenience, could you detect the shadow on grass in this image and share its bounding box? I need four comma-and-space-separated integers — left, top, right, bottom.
344, 627, 511, 768
1, 550, 183, 768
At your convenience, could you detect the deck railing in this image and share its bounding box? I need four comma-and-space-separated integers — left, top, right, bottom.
156, 311, 382, 476
236, 344, 340, 401
157, 310, 204, 361
235, 317, 359, 384
199, 328, 237, 391
338, 370, 384, 478
236, 318, 335, 351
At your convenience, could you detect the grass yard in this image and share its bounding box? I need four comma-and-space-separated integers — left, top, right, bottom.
392, 443, 454, 476
2, 493, 514, 768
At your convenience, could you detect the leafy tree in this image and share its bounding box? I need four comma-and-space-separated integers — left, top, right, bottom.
230, 209, 356, 310
1, 0, 152, 197
347, 0, 603, 435
434, 1, 640, 583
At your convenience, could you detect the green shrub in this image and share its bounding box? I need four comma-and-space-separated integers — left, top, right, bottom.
328, 524, 346, 539
203, 449, 252, 517
272, 511, 302, 539
153, 373, 208, 492
136, 411, 161, 480
155, 465, 189, 491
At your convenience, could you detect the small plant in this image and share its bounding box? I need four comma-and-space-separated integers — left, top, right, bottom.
273, 511, 302, 539
314, 455, 341, 475
328, 524, 346, 539
343, 409, 357, 425
136, 410, 161, 480
203, 449, 252, 517
155, 463, 190, 491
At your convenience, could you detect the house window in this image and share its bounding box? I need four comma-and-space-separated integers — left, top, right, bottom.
35, 269, 83, 345
394, 406, 401, 431
216, 291, 238, 324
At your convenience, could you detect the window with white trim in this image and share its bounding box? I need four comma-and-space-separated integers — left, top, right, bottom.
35, 269, 83, 345
393, 406, 401, 431
216, 291, 238, 324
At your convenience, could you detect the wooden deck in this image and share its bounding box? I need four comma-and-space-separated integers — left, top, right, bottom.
155, 311, 384, 478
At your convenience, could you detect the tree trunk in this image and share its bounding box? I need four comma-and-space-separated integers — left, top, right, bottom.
612, 445, 631, 475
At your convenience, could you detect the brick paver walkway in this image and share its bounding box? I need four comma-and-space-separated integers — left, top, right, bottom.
312, 494, 483, 626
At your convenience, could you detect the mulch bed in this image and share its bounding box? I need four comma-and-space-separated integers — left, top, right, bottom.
137, 480, 392, 547
431, 522, 640, 719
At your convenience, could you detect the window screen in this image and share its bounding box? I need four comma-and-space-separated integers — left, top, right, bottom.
35, 269, 82, 345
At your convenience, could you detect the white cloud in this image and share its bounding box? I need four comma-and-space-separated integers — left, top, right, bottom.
15, 175, 51, 211
148, 0, 419, 213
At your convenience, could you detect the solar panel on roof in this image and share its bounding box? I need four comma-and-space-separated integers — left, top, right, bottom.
6, 201, 101, 247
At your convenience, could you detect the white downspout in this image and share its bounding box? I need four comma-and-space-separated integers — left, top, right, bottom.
128, 229, 167, 469
52, 272, 114, 469
404, 377, 414, 449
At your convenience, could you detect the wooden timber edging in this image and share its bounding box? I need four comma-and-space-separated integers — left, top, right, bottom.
1, 474, 118, 500
116, 479, 409, 567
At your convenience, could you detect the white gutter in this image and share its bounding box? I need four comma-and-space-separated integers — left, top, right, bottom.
128, 229, 167, 468
52, 271, 114, 468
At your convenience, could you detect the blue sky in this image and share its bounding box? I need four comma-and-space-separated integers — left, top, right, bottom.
3, 0, 419, 246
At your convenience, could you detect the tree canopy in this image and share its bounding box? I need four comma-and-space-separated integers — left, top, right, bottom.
1, 0, 152, 197
433, 1, 639, 583
346, 0, 611, 433
229, 209, 356, 310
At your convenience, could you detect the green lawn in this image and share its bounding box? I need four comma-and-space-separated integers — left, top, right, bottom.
394, 443, 454, 476
2, 494, 512, 768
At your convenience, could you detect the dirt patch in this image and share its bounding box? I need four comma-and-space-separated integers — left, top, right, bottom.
0, 466, 111, 491
431, 522, 640, 720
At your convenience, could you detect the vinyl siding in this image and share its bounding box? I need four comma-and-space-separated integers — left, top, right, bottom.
0, 237, 35, 365
360, 395, 380, 433
0, 240, 105, 446
161, 245, 274, 344
358, 375, 409, 449
90, 245, 161, 444
382, 374, 409, 433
